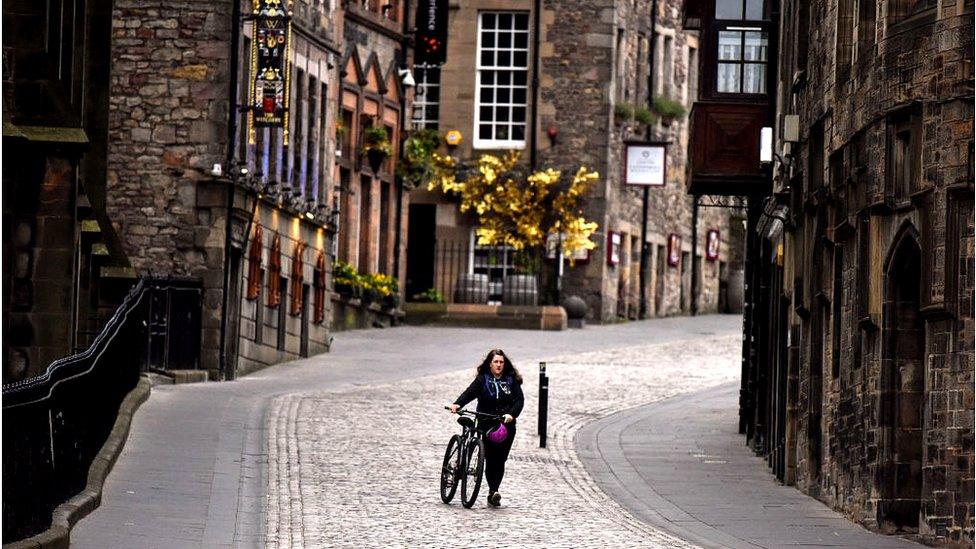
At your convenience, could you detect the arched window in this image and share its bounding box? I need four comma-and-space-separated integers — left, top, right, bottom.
290, 241, 306, 316
267, 234, 282, 308
246, 224, 264, 300
313, 251, 327, 324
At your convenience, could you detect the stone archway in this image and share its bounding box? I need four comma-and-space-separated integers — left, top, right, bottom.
877, 227, 925, 530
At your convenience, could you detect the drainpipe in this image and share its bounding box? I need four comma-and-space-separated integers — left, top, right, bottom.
220, 0, 244, 380
530, 0, 540, 171
638, 0, 657, 318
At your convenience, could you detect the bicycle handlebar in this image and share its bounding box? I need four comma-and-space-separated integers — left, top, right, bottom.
443, 406, 503, 420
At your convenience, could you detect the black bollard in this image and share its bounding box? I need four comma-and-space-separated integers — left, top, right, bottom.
539, 362, 549, 448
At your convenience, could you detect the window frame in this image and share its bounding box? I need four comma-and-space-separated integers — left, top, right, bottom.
411, 63, 441, 130
713, 24, 771, 97
473, 10, 531, 150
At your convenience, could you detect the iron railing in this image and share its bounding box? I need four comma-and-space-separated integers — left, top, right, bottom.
413, 242, 558, 306
2, 278, 151, 542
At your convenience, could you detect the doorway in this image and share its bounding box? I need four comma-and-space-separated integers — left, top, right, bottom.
878, 232, 924, 530
406, 204, 436, 301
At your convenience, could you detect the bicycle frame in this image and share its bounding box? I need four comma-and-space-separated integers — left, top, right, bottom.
441, 407, 502, 506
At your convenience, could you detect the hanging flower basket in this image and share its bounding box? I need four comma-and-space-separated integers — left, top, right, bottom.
363, 126, 392, 174
366, 148, 388, 174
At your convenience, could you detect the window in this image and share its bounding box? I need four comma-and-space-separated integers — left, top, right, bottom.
717, 29, 768, 94
807, 120, 824, 191
318, 82, 329, 201
888, 112, 920, 200
475, 11, 530, 149
715, 0, 765, 20
291, 68, 305, 189
411, 64, 441, 130
247, 224, 264, 300
662, 36, 674, 98
687, 47, 699, 105
836, 0, 854, 80
853, 0, 875, 63
616, 28, 627, 103
290, 242, 306, 316
313, 252, 326, 324
267, 234, 282, 308
889, 0, 936, 23
305, 74, 318, 198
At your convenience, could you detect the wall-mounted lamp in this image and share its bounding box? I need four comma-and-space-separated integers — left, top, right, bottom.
398, 68, 416, 88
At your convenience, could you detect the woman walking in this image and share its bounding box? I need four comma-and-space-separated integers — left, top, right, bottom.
449, 349, 524, 506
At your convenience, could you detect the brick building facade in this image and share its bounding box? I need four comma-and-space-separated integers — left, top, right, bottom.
730, 0, 974, 544
405, 0, 742, 322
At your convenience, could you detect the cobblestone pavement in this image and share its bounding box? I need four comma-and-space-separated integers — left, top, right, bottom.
72, 315, 740, 548
265, 334, 742, 548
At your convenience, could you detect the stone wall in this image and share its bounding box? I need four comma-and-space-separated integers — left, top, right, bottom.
543, 0, 734, 320
777, 0, 974, 543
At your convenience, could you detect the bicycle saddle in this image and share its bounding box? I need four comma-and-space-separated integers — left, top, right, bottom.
457, 416, 476, 428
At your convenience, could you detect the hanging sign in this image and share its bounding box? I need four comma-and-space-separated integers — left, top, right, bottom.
624, 141, 668, 186
248, 0, 294, 144
706, 229, 720, 261
415, 0, 449, 65
667, 233, 681, 267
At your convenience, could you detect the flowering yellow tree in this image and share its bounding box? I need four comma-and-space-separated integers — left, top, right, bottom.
429, 151, 600, 259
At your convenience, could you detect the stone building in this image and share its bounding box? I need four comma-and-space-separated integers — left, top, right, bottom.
2, 0, 128, 383
686, 0, 975, 543
404, 0, 741, 323
331, 0, 412, 330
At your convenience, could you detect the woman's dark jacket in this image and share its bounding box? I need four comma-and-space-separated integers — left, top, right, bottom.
454, 373, 525, 424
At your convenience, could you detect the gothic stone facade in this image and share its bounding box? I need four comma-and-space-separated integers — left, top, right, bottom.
773, 0, 974, 543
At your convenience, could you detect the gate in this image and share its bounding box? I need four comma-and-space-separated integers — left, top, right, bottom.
144, 282, 202, 371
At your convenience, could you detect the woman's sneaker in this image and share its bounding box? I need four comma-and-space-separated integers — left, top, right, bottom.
488, 492, 502, 506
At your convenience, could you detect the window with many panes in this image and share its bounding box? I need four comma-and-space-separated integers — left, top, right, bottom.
717, 29, 768, 94
411, 64, 441, 130
714, 0, 770, 96
475, 12, 529, 149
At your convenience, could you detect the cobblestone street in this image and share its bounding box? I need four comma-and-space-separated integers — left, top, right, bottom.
266, 333, 741, 548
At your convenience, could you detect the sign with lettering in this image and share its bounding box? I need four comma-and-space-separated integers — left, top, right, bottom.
624, 142, 667, 186
706, 229, 720, 261
248, 0, 293, 143
415, 0, 449, 65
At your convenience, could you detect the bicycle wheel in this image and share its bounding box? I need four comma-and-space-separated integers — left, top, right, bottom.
459, 436, 485, 508
440, 435, 462, 503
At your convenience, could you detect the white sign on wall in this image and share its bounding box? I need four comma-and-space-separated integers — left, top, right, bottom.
624, 143, 667, 186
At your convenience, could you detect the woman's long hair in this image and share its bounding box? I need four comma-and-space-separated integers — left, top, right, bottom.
475, 349, 523, 384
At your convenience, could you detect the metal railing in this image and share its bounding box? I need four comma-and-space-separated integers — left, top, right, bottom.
2, 278, 151, 542
414, 242, 557, 306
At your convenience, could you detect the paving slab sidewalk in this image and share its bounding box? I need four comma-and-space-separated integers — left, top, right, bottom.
576, 382, 924, 549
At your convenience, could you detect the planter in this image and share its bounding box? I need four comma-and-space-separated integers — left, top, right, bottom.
362, 288, 380, 305
366, 148, 388, 174
335, 282, 359, 298
381, 294, 399, 310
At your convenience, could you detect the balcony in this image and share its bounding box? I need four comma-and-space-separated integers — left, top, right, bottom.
687, 101, 772, 196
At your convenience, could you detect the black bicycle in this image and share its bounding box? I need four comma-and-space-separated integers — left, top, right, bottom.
440, 407, 502, 508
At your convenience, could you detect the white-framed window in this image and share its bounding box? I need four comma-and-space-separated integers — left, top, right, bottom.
474, 11, 530, 149
411, 64, 441, 130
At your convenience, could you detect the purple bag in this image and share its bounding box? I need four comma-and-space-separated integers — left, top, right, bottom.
487, 423, 508, 444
